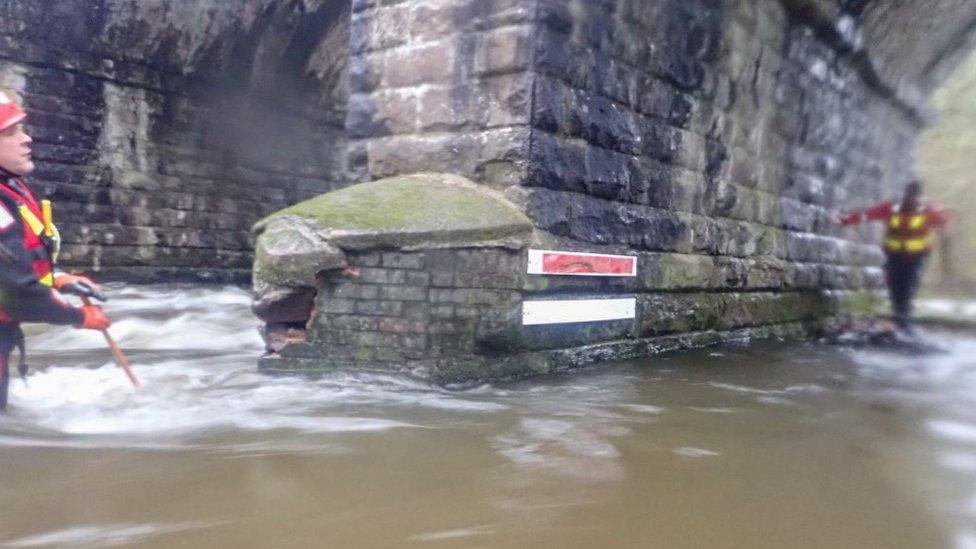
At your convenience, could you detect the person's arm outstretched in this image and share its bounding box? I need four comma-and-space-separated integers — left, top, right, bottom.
840, 202, 894, 226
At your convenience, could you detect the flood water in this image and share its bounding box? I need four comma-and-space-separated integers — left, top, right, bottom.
1, 285, 975, 548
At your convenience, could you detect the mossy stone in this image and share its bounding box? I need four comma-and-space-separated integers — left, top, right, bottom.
254, 216, 346, 289
254, 173, 533, 251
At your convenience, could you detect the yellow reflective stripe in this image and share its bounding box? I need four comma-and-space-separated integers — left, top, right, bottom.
885, 236, 932, 253
889, 215, 902, 229
909, 214, 925, 230
904, 235, 932, 253
39, 272, 53, 287
17, 205, 44, 235
41, 199, 53, 237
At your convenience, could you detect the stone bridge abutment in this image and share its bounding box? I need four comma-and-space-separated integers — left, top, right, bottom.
1, 0, 974, 377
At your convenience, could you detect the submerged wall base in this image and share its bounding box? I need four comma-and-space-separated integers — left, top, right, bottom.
259, 320, 820, 384
254, 242, 874, 384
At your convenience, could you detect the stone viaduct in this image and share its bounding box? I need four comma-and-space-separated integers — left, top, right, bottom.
1, 0, 975, 378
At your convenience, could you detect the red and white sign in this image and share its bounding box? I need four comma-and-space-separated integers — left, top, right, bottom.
523, 298, 637, 325
527, 249, 637, 277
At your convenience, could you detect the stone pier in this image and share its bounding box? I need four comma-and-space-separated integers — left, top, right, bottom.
251, 0, 976, 380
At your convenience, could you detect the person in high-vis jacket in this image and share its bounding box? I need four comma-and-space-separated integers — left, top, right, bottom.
840, 180, 950, 332
0, 88, 110, 410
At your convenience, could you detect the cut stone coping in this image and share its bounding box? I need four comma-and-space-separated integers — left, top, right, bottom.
253, 173, 534, 252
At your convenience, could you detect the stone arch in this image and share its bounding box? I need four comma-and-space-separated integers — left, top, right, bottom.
0, 0, 352, 281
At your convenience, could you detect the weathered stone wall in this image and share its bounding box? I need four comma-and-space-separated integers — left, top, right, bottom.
347, 0, 535, 188
2, 0, 974, 288
342, 0, 940, 333
510, 0, 912, 302
0, 0, 351, 281
247, 171, 840, 382
259, 244, 834, 383
349, 0, 975, 302
4, 0, 976, 374
265, 0, 974, 381
265, 248, 524, 380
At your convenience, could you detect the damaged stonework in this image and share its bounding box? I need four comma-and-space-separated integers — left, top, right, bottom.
251, 172, 535, 373
252, 172, 864, 384
252, 217, 347, 352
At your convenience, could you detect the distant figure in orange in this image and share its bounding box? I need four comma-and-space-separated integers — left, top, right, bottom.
840, 180, 949, 332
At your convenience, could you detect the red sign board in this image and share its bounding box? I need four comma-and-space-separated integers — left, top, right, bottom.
527, 250, 637, 277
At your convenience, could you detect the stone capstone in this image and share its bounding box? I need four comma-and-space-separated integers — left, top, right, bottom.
253, 173, 534, 252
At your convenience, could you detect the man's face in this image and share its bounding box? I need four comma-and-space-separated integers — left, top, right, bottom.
0, 122, 34, 176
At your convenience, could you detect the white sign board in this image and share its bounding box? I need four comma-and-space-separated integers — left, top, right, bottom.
522, 298, 637, 325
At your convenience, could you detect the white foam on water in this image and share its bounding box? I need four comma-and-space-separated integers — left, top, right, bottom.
929, 420, 976, 444
493, 417, 624, 483
784, 383, 829, 394
755, 396, 797, 406
708, 382, 786, 396
846, 336, 976, 397
1, 522, 219, 548
407, 525, 494, 542
0, 434, 193, 451
957, 531, 976, 549
917, 299, 976, 320
939, 451, 976, 472
4, 285, 515, 445
674, 447, 721, 458
24, 284, 264, 353
688, 407, 738, 414
618, 404, 665, 414
4, 361, 427, 440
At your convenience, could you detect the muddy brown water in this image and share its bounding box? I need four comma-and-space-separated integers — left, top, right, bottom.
0, 285, 974, 548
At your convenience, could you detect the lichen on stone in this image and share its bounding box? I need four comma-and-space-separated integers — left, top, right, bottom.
253, 173, 534, 252
253, 215, 346, 291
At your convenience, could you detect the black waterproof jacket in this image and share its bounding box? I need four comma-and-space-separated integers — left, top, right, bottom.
0, 174, 82, 326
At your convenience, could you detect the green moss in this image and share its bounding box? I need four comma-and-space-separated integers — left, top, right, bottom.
755, 228, 780, 256
355, 345, 374, 362
255, 173, 532, 247
522, 276, 551, 291
656, 254, 713, 289
836, 290, 886, 315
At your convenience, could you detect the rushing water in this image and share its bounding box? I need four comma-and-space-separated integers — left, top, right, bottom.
0, 285, 974, 548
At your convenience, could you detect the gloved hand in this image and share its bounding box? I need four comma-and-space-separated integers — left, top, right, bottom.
77, 304, 110, 330
54, 273, 106, 301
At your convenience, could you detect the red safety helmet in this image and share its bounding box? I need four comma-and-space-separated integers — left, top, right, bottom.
0, 90, 26, 132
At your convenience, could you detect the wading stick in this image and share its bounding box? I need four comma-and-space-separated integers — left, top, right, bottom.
83, 296, 140, 388
42, 200, 138, 387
